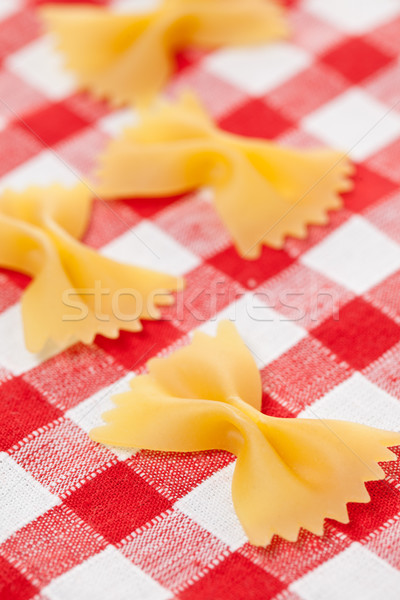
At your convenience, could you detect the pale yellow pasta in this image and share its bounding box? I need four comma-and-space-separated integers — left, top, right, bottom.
42, 0, 288, 106
98, 94, 354, 258
91, 320, 400, 546
0, 184, 183, 353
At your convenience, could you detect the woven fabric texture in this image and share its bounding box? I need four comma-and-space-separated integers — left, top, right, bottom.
1, 1, 400, 599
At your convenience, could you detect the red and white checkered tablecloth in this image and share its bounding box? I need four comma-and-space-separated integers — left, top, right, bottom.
1, 0, 400, 598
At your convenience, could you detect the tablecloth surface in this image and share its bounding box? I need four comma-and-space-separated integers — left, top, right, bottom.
1, 1, 400, 599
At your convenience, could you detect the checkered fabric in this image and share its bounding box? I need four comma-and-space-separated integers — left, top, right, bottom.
1, 0, 400, 598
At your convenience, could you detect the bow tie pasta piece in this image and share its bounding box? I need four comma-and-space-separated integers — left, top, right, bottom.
98, 94, 355, 258
0, 184, 183, 353
91, 321, 400, 546
41, 0, 288, 106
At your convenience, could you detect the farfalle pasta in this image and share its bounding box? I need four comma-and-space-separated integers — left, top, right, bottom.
91, 321, 400, 546
0, 184, 183, 353
42, 0, 288, 106
98, 94, 354, 258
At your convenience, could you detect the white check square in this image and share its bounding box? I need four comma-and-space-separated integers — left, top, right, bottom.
205, 42, 310, 95
0, 150, 80, 194
6, 35, 76, 101
0, 453, 59, 544
299, 373, 400, 431
0, 0, 22, 20
291, 543, 400, 600
0, 304, 62, 375
305, 0, 400, 34
67, 373, 134, 435
0, 114, 7, 133
176, 462, 247, 550
67, 373, 138, 460
113, 0, 161, 12
303, 88, 400, 161
97, 108, 138, 137
301, 216, 400, 294
44, 546, 171, 600
198, 293, 306, 368
101, 220, 200, 276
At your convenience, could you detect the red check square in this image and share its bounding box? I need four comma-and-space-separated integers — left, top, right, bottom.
0, 273, 21, 314
322, 37, 392, 85
0, 377, 62, 451
95, 321, 182, 371
312, 298, 400, 370
219, 98, 293, 140
209, 246, 294, 290
0, 556, 38, 600
331, 480, 400, 542
64, 462, 172, 544
343, 164, 398, 213
380, 445, 400, 481
177, 552, 286, 600
121, 194, 187, 220
22, 101, 89, 147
